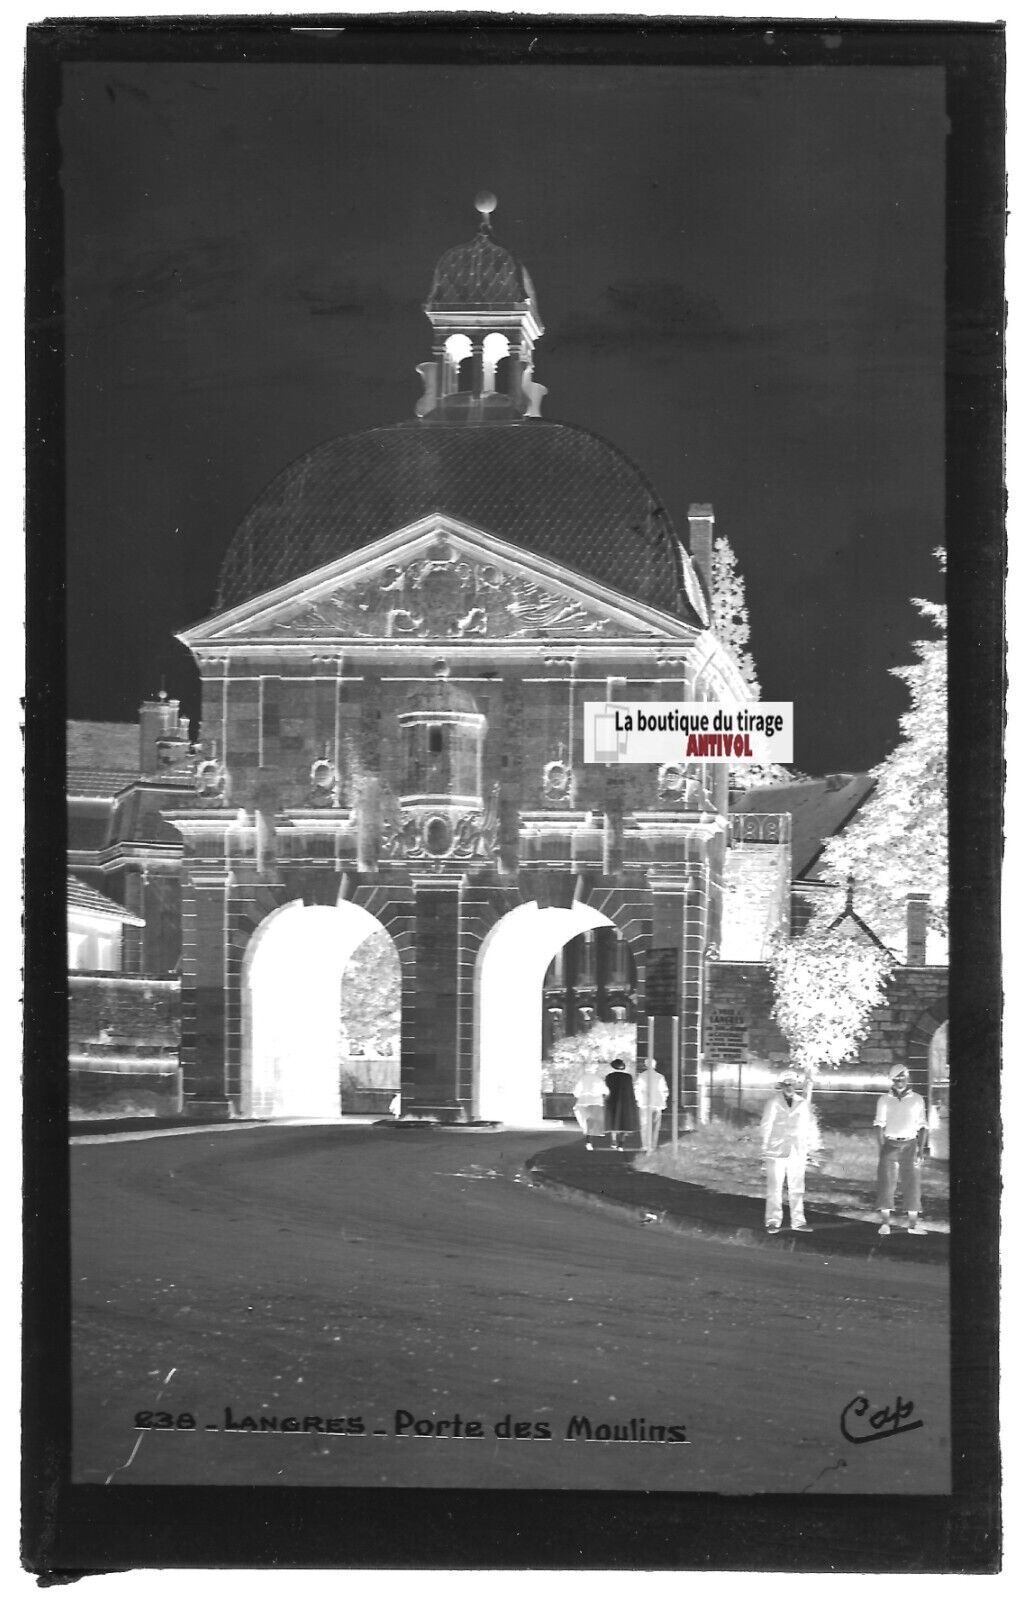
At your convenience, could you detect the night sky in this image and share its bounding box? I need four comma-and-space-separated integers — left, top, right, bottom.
59, 49, 947, 775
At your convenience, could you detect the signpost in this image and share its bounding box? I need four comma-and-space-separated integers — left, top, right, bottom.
645, 947, 680, 1152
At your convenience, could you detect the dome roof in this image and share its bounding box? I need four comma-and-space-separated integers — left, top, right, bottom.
215, 420, 706, 627
426, 231, 528, 310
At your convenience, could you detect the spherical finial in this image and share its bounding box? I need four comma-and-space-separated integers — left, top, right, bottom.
474, 191, 497, 233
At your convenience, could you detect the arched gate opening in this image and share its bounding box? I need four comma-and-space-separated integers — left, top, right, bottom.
475, 901, 637, 1125
241, 900, 399, 1119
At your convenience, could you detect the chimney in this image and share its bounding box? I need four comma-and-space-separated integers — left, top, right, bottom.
138, 690, 187, 775
687, 503, 714, 607
906, 893, 929, 965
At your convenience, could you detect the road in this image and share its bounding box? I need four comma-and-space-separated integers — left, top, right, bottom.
71, 1123, 950, 1492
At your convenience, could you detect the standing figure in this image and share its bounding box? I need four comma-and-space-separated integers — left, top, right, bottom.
572, 1061, 608, 1150
760, 1067, 816, 1234
634, 1062, 669, 1153
604, 1058, 640, 1152
874, 1065, 929, 1235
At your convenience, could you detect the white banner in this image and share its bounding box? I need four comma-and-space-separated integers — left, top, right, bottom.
583, 702, 793, 765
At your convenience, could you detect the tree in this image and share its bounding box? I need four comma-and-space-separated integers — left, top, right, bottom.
810, 549, 947, 948
542, 1020, 637, 1093
766, 551, 945, 1075
711, 534, 760, 696
768, 924, 895, 1074
340, 928, 401, 1055
711, 535, 796, 789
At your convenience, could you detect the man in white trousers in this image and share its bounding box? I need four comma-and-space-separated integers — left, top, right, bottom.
760, 1066, 816, 1234
634, 1062, 669, 1153
874, 1064, 929, 1235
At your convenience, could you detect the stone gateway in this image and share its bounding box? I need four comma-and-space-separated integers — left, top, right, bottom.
69, 198, 943, 1130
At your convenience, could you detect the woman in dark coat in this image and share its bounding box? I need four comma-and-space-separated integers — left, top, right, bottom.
604, 1058, 640, 1151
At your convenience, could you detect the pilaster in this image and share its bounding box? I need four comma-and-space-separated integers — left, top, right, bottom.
180, 866, 232, 1113
404, 872, 464, 1120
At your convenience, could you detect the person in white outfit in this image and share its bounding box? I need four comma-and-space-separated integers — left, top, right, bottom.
760, 1067, 816, 1234
634, 1063, 669, 1153
572, 1061, 608, 1149
874, 1065, 929, 1235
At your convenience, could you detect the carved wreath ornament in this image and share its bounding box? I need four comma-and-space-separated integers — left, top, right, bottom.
195, 758, 229, 799
309, 757, 338, 796
375, 784, 501, 863
542, 757, 573, 804
394, 807, 496, 862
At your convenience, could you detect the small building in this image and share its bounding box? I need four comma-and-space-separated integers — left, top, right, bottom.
67, 875, 144, 973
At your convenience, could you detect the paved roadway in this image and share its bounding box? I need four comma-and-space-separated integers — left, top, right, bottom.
71, 1124, 950, 1492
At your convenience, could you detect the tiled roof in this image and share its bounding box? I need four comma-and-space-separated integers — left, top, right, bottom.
215, 420, 703, 625
732, 773, 875, 880
67, 720, 139, 769
67, 769, 138, 799
426, 231, 527, 310
67, 875, 145, 926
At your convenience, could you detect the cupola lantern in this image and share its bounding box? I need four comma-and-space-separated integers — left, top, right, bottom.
416, 194, 546, 422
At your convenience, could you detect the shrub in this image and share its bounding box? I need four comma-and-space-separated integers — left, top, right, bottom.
542, 1020, 637, 1093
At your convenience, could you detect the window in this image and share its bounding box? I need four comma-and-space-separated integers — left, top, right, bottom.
428, 725, 443, 756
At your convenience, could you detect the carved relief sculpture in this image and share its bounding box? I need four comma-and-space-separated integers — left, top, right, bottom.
249, 545, 618, 642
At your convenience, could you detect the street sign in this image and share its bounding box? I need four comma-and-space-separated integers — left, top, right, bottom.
645, 947, 679, 1015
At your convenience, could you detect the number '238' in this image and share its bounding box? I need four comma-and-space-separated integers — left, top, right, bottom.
134, 1411, 196, 1430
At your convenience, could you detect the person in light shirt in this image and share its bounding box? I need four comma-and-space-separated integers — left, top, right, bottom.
760, 1067, 817, 1234
572, 1061, 608, 1150
874, 1065, 929, 1235
634, 1062, 669, 1153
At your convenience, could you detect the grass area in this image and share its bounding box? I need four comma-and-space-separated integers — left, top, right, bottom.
634, 1119, 949, 1223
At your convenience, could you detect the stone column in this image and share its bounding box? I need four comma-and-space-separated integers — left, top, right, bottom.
507, 343, 526, 409
179, 866, 232, 1117
403, 875, 463, 1120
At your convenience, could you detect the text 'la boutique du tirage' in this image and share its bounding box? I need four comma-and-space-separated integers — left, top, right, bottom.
583, 702, 794, 766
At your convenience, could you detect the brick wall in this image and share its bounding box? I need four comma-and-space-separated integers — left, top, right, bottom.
704, 960, 948, 1130
210, 654, 742, 822
69, 974, 181, 1118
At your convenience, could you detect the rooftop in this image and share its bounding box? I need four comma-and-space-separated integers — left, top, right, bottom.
732, 772, 875, 880
67, 875, 145, 926
214, 420, 704, 624
67, 769, 138, 800
426, 230, 530, 311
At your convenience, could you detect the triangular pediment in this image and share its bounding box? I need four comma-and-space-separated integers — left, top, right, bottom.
180, 515, 700, 647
